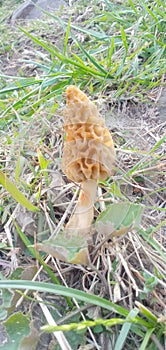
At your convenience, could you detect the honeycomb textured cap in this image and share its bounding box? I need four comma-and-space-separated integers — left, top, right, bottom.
62, 86, 116, 183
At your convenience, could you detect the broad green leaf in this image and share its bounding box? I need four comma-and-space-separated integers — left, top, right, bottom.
38, 203, 143, 265
0, 170, 39, 212
0, 286, 13, 320
37, 231, 90, 265
96, 202, 144, 237
1, 312, 30, 350
19, 320, 39, 350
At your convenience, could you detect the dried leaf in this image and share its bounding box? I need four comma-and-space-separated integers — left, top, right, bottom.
113, 283, 121, 303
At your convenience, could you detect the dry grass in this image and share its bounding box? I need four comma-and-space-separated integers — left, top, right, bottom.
0, 0, 166, 349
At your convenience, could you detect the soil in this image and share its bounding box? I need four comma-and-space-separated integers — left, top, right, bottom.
0, 1, 165, 349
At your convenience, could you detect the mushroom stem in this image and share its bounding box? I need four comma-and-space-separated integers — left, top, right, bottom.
66, 179, 97, 235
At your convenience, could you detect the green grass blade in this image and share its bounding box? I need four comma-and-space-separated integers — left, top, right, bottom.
13, 221, 73, 309
75, 39, 111, 77
120, 26, 128, 53
50, 14, 109, 40
139, 0, 159, 22
0, 280, 152, 329
139, 328, 155, 350
139, 227, 166, 263
135, 302, 157, 323
64, 17, 71, 55
128, 0, 138, 14
107, 37, 115, 68
0, 87, 40, 118
126, 135, 166, 177
0, 280, 128, 315
114, 308, 139, 350
0, 77, 42, 94
19, 27, 56, 55
0, 170, 39, 212
13, 221, 58, 282
19, 27, 106, 78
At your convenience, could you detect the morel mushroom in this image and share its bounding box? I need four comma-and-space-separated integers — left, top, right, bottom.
62, 85, 115, 235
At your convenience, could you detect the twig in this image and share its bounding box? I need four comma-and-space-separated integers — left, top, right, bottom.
53, 259, 101, 350
51, 186, 80, 237
4, 205, 19, 270
116, 248, 139, 296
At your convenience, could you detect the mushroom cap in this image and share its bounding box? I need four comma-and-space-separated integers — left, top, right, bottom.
62, 86, 115, 183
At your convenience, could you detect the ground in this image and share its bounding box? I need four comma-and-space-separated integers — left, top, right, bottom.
0, 1, 166, 349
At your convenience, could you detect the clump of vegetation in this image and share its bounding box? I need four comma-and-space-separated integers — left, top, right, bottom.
0, 0, 165, 349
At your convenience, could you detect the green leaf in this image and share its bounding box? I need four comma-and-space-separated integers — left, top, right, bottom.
96, 202, 144, 237
135, 302, 157, 323
1, 312, 30, 350
19, 320, 39, 350
19, 27, 106, 78
14, 221, 73, 308
143, 272, 158, 294
0, 284, 13, 320
37, 148, 51, 170
128, 0, 138, 14
107, 37, 115, 67
114, 308, 139, 350
37, 231, 90, 265
120, 26, 128, 53
0, 280, 151, 328
64, 17, 71, 55
0, 170, 39, 212
139, 328, 155, 350
139, 227, 166, 263
13, 221, 61, 286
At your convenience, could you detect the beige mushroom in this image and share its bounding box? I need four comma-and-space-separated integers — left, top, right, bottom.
62, 85, 116, 236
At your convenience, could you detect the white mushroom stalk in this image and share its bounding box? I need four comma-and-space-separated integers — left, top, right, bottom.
62, 86, 116, 236
65, 179, 97, 235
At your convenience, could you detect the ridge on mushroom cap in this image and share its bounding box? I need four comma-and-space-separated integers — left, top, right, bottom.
66, 85, 89, 105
